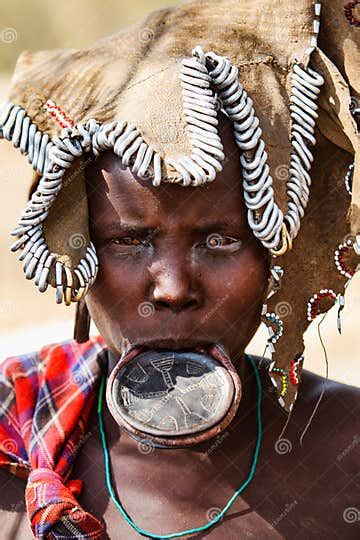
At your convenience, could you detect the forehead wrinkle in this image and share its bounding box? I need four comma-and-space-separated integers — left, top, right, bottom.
86, 127, 247, 230
90, 169, 248, 233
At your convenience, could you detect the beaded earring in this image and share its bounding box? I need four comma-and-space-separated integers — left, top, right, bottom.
266, 265, 284, 299
261, 263, 284, 359
261, 306, 284, 361
261, 301, 288, 405
344, 162, 354, 195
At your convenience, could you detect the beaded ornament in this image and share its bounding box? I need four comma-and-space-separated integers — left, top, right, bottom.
334, 237, 358, 280
344, 1, 360, 27
306, 289, 337, 321
344, 162, 354, 195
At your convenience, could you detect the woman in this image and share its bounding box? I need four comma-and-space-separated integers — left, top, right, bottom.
0, 0, 359, 538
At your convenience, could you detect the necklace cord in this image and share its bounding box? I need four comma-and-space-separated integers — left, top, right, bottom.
97, 355, 263, 539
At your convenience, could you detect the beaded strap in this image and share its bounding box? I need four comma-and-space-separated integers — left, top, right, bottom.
289, 354, 304, 386
269, 362, 289, 406
334, 238, 357, 280
262, 309, 283, 354
269, 353, 303, 409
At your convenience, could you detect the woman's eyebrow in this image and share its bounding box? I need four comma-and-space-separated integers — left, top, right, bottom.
101, 223, 160, 236
99, 219, 245, 236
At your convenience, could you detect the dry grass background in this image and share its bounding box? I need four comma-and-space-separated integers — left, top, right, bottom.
0, 1, 359, 386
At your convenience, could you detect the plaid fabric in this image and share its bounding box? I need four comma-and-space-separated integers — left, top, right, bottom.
0, 335, 107, 539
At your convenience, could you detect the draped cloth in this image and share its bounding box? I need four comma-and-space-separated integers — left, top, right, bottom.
0, 336, 106, 539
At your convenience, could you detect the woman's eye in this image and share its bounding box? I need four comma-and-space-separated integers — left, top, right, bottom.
111, 237, 146, 246
197, 234, 243, 250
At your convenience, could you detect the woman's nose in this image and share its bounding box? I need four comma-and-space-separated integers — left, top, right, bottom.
149, 258, 202, 313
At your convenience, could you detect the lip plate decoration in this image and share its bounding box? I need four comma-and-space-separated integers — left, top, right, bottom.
106, 344, 242, 448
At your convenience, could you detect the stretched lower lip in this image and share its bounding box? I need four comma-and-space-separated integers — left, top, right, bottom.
107, 339, 240, 447
123, 338, 211, 351
120, 340, 230, 365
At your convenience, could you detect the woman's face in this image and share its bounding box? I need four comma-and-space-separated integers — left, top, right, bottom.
85, 116, 270, 365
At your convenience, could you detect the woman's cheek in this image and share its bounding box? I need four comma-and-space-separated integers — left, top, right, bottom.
93, 248, 147, 295
209, 245, 268, 293
209, 252, 268, 326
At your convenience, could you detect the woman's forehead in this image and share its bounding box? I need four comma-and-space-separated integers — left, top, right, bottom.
86, 147, 248, 232
85, 111, 249, 227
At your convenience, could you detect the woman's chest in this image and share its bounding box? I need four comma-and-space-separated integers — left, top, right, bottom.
74, 427, 358, 540
72, 399, 359, 540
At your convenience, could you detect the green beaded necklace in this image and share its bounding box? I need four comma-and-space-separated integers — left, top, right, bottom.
97, 354, 262, 539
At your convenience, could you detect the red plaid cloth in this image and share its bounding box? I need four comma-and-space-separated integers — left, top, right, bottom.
0, 335, 107, 539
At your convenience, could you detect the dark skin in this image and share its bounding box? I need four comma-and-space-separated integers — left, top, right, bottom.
0, 116, 359, 539
84, 117, 269, 367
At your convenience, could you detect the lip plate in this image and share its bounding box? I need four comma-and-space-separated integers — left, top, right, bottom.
113, 349, 235, 437
106, 342, 242, 448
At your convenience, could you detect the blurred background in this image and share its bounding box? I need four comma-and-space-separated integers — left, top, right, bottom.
0, 0, 359, 385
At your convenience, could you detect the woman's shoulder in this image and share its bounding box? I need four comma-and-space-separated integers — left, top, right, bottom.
248, 352, 359, 439
0, 336, 109, 539
299, 367, 360, 404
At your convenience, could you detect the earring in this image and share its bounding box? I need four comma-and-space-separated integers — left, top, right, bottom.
268, 363, 288, 407
265, 264, 284, 300
261, 304, 283, 360
261, 264, 284, 372
73, 299, 91, 343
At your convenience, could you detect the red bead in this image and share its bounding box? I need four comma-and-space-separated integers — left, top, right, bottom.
344, 1, 360, 26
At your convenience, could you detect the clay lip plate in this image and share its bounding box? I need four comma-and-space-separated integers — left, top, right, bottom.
110, 349, 236, 437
